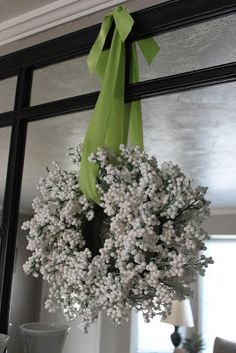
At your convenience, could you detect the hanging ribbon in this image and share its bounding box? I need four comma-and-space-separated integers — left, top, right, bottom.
80, 6, 159, 205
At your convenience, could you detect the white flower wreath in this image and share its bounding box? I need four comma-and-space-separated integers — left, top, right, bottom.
22, 144, 213, 332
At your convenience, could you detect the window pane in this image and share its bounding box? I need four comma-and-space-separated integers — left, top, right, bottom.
20, 111, 91, 212
0, 127, 11, 223
0, 76, 17, 113
141, 82, 236, 209
137, 14, 236, 81
31, 56, 100, 105
9, 111, 98, 353
199, 238, 236, 353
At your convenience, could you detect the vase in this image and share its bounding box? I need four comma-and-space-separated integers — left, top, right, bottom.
0, 334, 9, 353
20, 322, 70, 353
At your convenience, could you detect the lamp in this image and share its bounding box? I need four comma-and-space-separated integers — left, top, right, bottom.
161, 299, 194, 349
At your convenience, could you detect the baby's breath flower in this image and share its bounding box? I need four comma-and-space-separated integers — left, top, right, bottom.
22, 144, 212, 333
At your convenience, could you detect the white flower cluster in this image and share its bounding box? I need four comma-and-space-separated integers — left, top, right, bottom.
22, 144, 213, 332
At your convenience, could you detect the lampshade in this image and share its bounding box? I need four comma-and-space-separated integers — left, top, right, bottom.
161, 299, 194, 327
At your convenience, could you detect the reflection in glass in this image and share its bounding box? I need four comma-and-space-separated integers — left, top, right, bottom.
141, 81, 236, 209
31, 56, 100, 106
0, 76, 17, 113
0, 127, 11, 223
137, 14, 236, 81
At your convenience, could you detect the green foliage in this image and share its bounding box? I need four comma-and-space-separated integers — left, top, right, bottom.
183, 330, 205, 353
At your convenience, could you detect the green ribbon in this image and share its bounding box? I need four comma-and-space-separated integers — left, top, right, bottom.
80, 6, 159, 204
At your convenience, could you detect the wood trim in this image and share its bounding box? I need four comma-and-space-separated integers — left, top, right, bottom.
0, 0, 128, 46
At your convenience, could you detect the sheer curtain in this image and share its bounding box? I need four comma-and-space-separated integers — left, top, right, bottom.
199, 236, 236, 353
131, 311, 173, 353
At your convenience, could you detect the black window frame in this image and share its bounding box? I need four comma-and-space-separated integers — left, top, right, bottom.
0, 0, 235, 333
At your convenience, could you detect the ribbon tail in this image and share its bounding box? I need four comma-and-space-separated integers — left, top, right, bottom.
128, 43, 144, 148
104, 46, 127, 149
80, 29, 124, 204
128, 37, 159, 147
137, 37, 160, 65
96, 49, 109, 83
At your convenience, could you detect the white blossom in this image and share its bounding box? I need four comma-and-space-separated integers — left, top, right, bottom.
22, 144, 213, 332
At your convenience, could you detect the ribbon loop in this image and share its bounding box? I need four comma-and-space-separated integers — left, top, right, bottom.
113, 6, 134, 42
137, 37, 160, 66
87, 6, 134, 76
87, 15, 113, 75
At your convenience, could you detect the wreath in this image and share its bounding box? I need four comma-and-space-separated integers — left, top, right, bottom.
22, 144, 213, 332
22, 6, 213, 332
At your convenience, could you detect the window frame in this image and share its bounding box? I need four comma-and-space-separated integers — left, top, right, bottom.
0, 0, 235, 334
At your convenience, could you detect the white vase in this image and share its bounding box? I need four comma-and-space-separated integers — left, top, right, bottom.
0, 334, 9, 353
20, 322, 70, 353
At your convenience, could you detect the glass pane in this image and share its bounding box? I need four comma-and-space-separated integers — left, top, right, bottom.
0, 127, 11, 223
200, 238, 236, 353
0, 76, 17, 113
9, 111, 135, 353
137, 14, 236, 81
31, 56, 100, 105
20, 111, 92, 210
8, 111, 111, 353
141, 81, 236, 209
